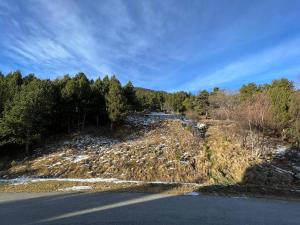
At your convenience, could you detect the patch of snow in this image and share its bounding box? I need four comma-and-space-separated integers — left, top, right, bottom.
274, 145, 289, 156
1, 177, 23, 185
73, 155, 89, 163
60, 135, 119, 151
231, 196, 248, 199
59, 186, 92, 191
126, 112, 185, 127
184, 192, 199, 196
196, 123, 206, 129
0, 177, 201, 186
293, 166, 300, 172
147, 112, 171, 116
48, 162, 62, 168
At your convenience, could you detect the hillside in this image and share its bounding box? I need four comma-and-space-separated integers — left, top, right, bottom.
1, 113, 299, 197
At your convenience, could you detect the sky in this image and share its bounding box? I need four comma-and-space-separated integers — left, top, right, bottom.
0, 0, 300, 92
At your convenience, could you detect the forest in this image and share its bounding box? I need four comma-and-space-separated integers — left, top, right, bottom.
0, 70, 299, 155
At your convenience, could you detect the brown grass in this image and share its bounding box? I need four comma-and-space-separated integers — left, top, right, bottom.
0, 181, 197, 194
2, 118, 297, 197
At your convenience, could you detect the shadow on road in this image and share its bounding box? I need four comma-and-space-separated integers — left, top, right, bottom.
1, 146, 300, 224
1, 183, 300, 225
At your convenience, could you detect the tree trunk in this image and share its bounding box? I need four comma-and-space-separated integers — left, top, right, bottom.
110, 122, 114, 131
25, 130, 30, 155
78, 115, 80, 131
96, 115, 99, 128
67, 119, 71, 133
82, 111, 86, 131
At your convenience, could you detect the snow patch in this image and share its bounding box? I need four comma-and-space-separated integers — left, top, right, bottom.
0, 177, 201, 186
73, 155, 89, 163
274, 145, 289, 156
59, 186, 92, 191
184, 192, 199, 196
231, 196, 248, 199
48, 162, 62, 168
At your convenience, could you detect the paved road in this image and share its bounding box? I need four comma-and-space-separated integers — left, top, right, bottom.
0, 192, 300, 225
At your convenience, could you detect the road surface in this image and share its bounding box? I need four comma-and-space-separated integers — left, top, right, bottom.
0, 192, 300, 225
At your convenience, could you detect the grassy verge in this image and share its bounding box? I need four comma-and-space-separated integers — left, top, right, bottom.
0, 181, 197, 194
1, 181, 300, 201
198, 184, 300, 200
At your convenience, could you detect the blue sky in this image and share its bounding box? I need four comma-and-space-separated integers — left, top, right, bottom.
0, 0, 300, 92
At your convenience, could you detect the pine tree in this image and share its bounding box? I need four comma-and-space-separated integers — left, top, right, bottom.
0, 80, 55, 154
194, 90, 209, 116
268, 79, 294, 129
74, 73, 91, 130
0, 74, 5, 116
124, 81, 136, 111
240, 83, 259, 101
91, 78, 107, 127
106, 76, 126, 128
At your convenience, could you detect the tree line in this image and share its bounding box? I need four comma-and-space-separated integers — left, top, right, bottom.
0, 71, 299, 154
208, 79, 300, 146
0, 71, 136, 153
0, 71, 196, 154
132, 78, 300, 146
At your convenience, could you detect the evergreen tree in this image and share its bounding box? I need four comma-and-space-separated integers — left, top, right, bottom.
102, 75, 111, 96
212, 87, 220, 94
268, 79, 294, 129
91, 78, 107, 127
23, 73, 37, 85
0, 74, 5, 116
240, 83, 259, 101
106, 76, 126, 128
165, 92, 188, 112
124, 81, 136, 111
288, 91, 300, 145
0, 80, 55, 153
2, 71, 23, 104
194, 90, 209, 116
182, 95, 194, 111
74, 73, 91, 130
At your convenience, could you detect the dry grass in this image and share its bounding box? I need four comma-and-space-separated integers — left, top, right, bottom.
0, 119, 259, 185
1, 120, 209, 183
1, 117, 298, 197
0, 181, 197, 194
202, 119, 255, 185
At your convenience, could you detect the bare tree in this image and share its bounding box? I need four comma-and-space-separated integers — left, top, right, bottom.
234, 92, 273, 156
209, 90, 238, 120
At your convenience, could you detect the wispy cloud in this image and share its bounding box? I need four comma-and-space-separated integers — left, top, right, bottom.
0, 0, 300, 90
177, 37, 300, 91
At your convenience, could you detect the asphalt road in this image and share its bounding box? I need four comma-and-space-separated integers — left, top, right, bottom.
1, 192, 300, 225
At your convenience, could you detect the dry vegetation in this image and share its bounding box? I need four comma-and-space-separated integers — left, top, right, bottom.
0, 181, 197, 194
1, 114, 299, 197
1, 118, 207, 183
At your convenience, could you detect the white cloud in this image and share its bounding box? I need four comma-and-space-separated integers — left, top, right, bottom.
1, 0, 300, 90
178, 37, 300, 91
